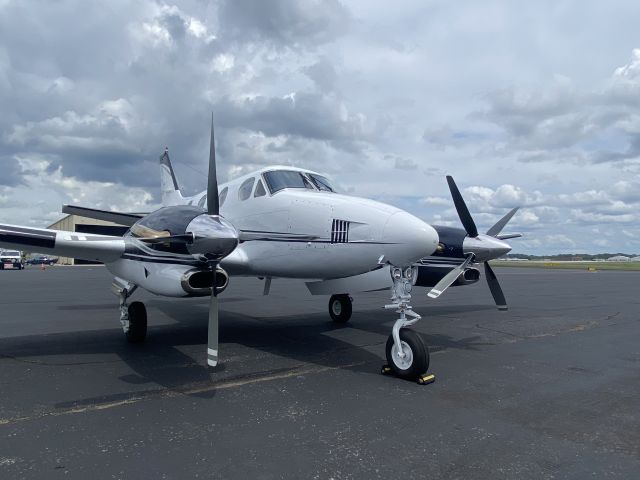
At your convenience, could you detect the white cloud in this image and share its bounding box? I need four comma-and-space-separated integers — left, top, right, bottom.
1, 1, 640, 254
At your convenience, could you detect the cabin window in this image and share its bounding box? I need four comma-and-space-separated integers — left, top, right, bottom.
263, 170, 315, 194
254, 180, 266, 197
219, 187, 229, 207
308, 174, 335, 192
238, 177, 255, 201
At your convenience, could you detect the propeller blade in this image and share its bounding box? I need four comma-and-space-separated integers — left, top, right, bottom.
428, 254, 474, 299
207, 114, 220, 216
486, 207, 519, 237
207, 268, 219, 367
496, 233, 523, 241
484, 262, 508, 311
446, 176, 478, 238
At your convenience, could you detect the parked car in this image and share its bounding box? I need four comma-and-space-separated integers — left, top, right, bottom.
0, 250, 24, 270
26, 255, 59, 266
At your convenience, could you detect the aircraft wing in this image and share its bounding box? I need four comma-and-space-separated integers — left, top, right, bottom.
0, 224, 125, 263
62, 205, 145, 227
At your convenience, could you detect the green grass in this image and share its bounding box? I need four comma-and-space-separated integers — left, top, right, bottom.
490, 260, 640, 271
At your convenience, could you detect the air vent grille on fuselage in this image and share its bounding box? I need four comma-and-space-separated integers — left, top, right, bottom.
331, 219, 350, 244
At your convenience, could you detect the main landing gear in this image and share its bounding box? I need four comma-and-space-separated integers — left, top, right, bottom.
114, 279, 147, 343
329, 294, 352, 323
382, 266, 432, 383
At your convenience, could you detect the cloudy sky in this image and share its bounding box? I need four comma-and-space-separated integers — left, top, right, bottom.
1, 0, 639, 254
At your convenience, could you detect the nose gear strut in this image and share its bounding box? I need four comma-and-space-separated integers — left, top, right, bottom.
382, 267, 430, 382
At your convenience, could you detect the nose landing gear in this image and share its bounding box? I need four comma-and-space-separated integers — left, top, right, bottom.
382, 266, 431, 383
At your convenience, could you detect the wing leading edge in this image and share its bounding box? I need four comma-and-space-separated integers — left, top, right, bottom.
0, 224, 125, 263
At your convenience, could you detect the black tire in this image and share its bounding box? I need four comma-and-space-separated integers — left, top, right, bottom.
385, 329, 429, 380
126, 301, 147, 343
329, 294, 352, 323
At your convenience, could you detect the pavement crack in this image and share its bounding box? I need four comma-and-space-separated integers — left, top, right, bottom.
0, 361, 365, 427
0, 354, 122, 367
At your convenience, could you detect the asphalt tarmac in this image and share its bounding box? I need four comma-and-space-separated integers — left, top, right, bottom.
0, 265, 639, 479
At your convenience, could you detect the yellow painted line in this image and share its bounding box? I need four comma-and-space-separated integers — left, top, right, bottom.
0, 361, 365, 427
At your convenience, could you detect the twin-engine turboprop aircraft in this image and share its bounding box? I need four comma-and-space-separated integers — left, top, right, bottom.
0, 118, 520, 382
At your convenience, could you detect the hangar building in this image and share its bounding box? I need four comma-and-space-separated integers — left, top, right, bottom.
46, 215, 129, 265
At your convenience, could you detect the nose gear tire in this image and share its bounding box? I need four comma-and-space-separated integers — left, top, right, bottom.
385, 329, 429, 380
329, 294, 352, 323
126, 301, 147, 343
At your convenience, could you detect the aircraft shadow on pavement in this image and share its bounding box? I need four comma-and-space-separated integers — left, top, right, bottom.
0, 301, 494, 403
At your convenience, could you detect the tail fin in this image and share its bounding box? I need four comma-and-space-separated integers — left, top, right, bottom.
160, 148, 184, 206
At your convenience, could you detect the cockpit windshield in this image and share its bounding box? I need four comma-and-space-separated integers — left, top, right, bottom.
263, 170, 314, 194
308, 173, 335, 192
263, 170, 336, 194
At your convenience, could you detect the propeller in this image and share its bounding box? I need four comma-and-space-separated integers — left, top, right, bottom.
446, 176, 478, 237
188, 114, 236, 367
205, 114, 221, 367
428, 253, 475, 299
207, 113, 219, 216
428, 177, 521, 310
207, 268, 219, 367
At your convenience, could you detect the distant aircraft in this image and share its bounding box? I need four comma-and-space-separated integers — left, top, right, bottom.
0, 116, 520, 382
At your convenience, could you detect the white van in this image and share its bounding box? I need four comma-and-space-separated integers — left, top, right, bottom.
0, 250, 24, 270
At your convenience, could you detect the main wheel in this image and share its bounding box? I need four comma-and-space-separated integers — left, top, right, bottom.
385, 329, 429, 380
126, 301, 147, 343
329, 294, 352, 323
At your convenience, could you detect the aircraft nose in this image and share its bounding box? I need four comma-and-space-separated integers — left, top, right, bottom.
382, 212, 439, 266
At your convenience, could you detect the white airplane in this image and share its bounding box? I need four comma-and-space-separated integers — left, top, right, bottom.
0, 118, 520, 382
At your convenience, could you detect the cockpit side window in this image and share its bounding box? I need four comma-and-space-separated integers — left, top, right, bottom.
254, 180, 266, 197
219, 187, 229, 207
308, 174, 335, 192
198, 194, 207, 209
263, 170, 316, 194
238, 177, 255, 201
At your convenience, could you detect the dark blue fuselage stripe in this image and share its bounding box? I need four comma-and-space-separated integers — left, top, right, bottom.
0, 230, 56, 248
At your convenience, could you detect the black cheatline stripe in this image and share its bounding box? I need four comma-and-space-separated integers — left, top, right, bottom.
341, 220, 346, 243
346, 221, 350, 243
0, 231, 56, 248
241, 229, 299, 235
121, 254, 202, 266
0, 225, 56, 237
331, 219, 336, 244
238, 238, 395, 245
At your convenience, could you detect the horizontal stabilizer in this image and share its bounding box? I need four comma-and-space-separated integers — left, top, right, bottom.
62, 205, 145, 227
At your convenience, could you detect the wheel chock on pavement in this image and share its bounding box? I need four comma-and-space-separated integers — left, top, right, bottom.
417, 373, 436, 385
381, 365, 436, 385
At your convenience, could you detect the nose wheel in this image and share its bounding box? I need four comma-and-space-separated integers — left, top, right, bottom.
384, 329, 429, 380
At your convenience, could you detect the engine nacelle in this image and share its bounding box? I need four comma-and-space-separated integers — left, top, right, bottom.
107, 260, 229, 297
414, 265, 480, 288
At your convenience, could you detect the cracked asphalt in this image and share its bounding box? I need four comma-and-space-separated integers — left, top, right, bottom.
1, 266, 639, 479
